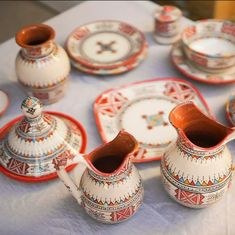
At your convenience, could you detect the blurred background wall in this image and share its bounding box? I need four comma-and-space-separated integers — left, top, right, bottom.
0, 0, 234, 44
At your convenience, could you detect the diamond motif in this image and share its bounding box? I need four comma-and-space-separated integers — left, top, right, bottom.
175, 188, 204, 205
96, 92, 128, 117
110, 206, 135, 222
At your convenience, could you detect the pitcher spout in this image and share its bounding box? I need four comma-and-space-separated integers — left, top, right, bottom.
86, 131, 138, 176
169, 101, 235, 150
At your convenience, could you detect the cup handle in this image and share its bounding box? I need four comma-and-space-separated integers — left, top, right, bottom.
56, 154, 88, 205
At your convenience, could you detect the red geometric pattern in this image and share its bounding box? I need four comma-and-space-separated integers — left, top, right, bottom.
7, 158, 29, 175
52, 150, 75, 170
175, 188, 204, 205
164, 82, 195, 102
111, 206, 135, 222
96, 92, 128, 117
184, 26, 196, 39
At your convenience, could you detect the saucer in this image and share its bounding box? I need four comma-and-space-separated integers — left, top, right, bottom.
0, 111, 87, 182
171, 43, 235, 84
66, 20, 146, 70
71, 44, 148, 75
154, 33, 180, 45
226, 94, 235, 126
0, 90, 9, 116
94, 78, 211, 162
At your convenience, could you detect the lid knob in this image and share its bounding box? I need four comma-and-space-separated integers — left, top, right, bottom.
21, 97, 43, 119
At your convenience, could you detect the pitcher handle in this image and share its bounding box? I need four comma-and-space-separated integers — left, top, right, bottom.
55, 154, 88, 205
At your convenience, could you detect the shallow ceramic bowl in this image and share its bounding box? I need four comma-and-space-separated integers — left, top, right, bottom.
182, 19, 235, 72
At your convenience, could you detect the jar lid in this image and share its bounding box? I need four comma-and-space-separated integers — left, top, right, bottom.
155, 5, 182, 22
0, 97, 87, 182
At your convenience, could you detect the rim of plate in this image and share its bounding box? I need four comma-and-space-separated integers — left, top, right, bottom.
171, 43, 235, 85
66, 20, 146, 70
0, 111, 87, 182
93, 77, 212, 162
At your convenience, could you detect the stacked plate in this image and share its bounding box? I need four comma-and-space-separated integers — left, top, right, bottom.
66, 20, 148, 75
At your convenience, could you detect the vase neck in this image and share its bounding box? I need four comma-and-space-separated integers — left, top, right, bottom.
177, 134, 225, 157
21, 41, 55, 58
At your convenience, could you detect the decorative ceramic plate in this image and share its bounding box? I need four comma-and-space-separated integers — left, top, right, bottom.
66, 20, 146, 70
71, 44, 148, 75
0, 90, 9, 116
171, 43, 235, 84
0, 111, 87, 182
226, 94, 235, 126
94, 78, 211, 163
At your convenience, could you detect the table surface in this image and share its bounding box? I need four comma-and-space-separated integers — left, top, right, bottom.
0, 1, 235, 235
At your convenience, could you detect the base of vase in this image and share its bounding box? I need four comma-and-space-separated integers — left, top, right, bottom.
19, 76, 69, 105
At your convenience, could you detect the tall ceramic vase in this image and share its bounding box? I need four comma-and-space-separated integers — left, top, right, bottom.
15, 24, 71, 104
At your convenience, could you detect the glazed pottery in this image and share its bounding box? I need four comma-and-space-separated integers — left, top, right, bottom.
154, 5, 182, 45
161, 102, 234, 208
56, 131, 144, 224
66, 20, 146, 70
94, 78, 210, 163
0, 90, 9, 116
71, 43, 148, 75
182, 20, 235, 72
0, 97, 86, 182
15, 24, 71, 105
171, 42, 235, 84
226, 94, 235, 126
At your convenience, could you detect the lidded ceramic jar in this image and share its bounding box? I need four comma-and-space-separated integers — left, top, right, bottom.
154, 5, 182, 44
15, 24, 71, 105
0, 97, 86, 181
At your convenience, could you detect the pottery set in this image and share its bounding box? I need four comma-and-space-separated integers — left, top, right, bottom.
1, 8, 235, 224
171, 19, 235, 84
66, 20, 148, 75
15, 24, 71, 104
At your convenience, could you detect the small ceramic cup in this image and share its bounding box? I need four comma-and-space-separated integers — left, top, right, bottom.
182, 19, 235, 72
154, 5, 182, 45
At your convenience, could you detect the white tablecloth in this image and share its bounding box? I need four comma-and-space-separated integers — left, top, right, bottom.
0, 1, 234, 235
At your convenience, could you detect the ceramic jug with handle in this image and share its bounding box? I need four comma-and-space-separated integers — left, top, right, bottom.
55, 131, 144, 223
160, 102, 234, 208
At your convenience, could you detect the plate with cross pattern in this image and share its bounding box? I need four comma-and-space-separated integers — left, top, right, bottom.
94, 78, 212, 163
66, 20, 146, 70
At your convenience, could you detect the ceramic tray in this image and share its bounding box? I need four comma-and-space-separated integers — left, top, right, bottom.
171, 42, 235, 84
94, 78, 211, 163
0, 111, 87, 182
66, 20, 146, 70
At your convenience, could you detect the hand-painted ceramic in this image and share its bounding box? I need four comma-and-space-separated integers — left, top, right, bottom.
154, 5, 182, 45
0, 97, 87, 182
94, 78, 211, 163
56, 131, 144, 224
182, 20, 235, 71
71, 44, 148, 75
66, 20, 146, 70
15, 24, 71, 105
226, 94, 235, 126
0, 90, 9, 116
161, 102, 234, 208
171, 42, 235, 84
